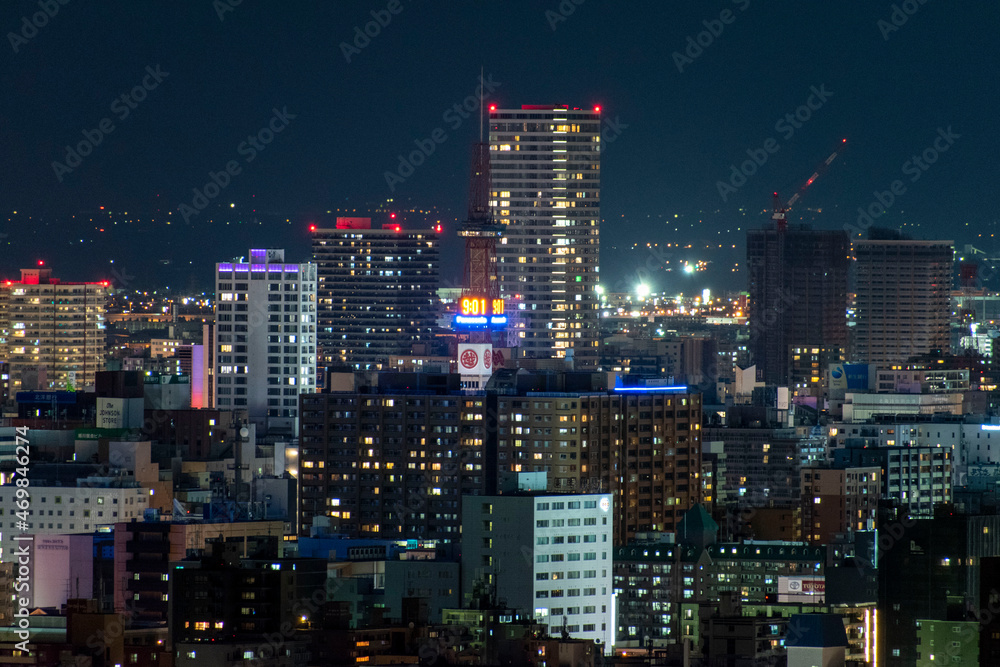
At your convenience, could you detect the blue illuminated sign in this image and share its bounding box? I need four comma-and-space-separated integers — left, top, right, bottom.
454, 315, 508, 329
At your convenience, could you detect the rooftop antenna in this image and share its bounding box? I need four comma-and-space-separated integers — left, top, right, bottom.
479, 65, 484, 142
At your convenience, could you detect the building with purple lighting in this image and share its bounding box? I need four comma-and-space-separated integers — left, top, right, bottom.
213, 249, 317, 433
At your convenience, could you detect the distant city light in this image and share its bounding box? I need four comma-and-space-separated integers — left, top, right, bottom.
635, 284, 650, 300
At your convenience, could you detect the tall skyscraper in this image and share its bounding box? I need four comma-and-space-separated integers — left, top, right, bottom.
0, 267, 108, 392
489, 105, 601, 369
851, 238, 953, 367
213, 249, 317, 432
312, 218, 440, 370
746, 223, 850, 387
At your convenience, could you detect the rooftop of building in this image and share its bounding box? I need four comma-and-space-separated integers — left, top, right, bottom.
3, 267, 109, 287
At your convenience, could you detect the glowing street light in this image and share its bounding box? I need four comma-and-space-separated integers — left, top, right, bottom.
635, 284, 650, 300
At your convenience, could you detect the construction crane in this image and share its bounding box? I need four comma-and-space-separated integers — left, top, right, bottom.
772, 138, 847, 231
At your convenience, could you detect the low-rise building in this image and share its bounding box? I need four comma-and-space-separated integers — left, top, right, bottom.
461, 490, 615, 650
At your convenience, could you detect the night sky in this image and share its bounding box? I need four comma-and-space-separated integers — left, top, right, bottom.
2, 1, 998, 293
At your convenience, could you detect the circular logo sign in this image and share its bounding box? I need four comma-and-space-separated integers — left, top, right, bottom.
787, 580, 802, 592
483, 351, 492, 369
599, 497, 610, 513
460, 349, 478, 369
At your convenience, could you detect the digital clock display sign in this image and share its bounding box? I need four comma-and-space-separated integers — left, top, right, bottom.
454, 296, 508, 328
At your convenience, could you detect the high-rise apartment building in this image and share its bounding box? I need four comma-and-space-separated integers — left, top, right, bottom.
298, 385, 486, 541
213, 249, 317, 431
851, 238, 953, 367
497, 387, 702, 545
312, 218, 440, 370
299, 372, 701, 546
0, 267, 108, 392
746, 224, 849, 387
489, 105, 601, 368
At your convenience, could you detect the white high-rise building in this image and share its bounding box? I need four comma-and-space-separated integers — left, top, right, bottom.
489, 105, 601, 368
462, 491, 615, 651
213, 249, 317, 432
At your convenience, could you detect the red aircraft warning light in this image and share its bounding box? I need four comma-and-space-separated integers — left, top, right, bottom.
309, 224, 317, 232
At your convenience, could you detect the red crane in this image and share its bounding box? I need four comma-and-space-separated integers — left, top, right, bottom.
772, 138, 847, 231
